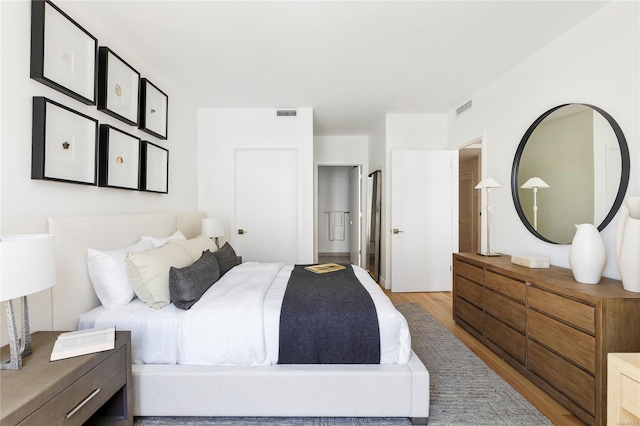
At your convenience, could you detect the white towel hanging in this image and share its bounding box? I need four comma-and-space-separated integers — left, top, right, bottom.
329, 211, 345, 241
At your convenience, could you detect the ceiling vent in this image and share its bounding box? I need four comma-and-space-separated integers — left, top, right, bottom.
276, 109, 297, 117
456, 100, 472, 115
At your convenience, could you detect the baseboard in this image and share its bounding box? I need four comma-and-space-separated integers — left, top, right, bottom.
318, 252, 350, 257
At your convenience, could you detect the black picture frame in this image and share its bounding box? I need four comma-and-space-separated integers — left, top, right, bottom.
139, 79, 168, 140
98, 124, 141, 190
32, 96, 98, 185
30, 0, 98, 105
97, 47, 140, 126
141, 141, 169, 194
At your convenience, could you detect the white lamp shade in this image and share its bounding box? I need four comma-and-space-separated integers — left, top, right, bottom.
0, 234, 56, 302
521, 177, 550, 189
475, 177, 501, 189
201, 218, 225, 238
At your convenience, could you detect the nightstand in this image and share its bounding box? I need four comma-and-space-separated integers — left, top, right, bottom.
1, 331, 133, 425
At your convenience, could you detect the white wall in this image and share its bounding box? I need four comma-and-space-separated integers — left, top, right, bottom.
197, 108, 314, 263
448, 1, 640, 279
0, 1, 199, 219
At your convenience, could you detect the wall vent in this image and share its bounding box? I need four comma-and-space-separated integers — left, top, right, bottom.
276, 109, 297, 117
456, 100, 472, 115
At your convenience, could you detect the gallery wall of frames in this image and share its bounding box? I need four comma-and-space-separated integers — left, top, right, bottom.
30, 0, 169, 194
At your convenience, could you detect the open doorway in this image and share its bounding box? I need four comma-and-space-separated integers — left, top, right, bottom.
317, 166, 362, 266
458, 142, 482, 253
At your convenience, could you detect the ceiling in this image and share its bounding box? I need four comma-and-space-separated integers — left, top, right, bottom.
62, 1, 608, 136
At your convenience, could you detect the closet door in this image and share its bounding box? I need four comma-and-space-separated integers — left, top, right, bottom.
391, 149, 454, 292
234, 148, 298, 264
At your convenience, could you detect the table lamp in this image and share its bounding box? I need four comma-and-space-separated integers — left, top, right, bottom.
520, 177, 550, 231
475, 178, 501, 257
1, 234, 56, 369
201, 218, 225, 249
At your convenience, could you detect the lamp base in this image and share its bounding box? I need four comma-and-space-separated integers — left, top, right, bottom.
1, 296, 32, 370
477, 252, 502, 257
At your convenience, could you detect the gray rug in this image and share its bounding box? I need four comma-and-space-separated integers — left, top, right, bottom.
135, 303, 552, 426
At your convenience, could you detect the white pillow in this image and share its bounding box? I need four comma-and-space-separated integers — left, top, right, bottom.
142, 230, 187, 248
126, 242, 193, 309
87, 239, 154, 309
170, 235, 217, 261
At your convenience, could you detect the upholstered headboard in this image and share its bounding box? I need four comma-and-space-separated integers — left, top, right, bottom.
1, 212, 204, 344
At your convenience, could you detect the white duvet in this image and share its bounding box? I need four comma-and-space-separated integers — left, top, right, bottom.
79, 263, 411, 366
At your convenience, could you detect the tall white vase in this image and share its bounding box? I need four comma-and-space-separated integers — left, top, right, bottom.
569, 223, 606, 284
616, 197, 640, 292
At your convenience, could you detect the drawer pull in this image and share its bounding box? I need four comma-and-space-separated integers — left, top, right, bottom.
66, 388, 101, 419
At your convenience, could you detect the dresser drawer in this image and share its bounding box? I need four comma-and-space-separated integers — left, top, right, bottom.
484, 289, 525, 333
485, 270, 525, 302
528, 286, 595, 334
455, 296, 483, 333
19, 347, 127, 426
528, 309, 595, 374
528, 340, 595, 415
484, 314, 525, 364
456, 276, 483, 307
455, 260, 483, 284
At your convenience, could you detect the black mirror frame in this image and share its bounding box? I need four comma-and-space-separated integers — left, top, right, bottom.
511, 103, 631, 244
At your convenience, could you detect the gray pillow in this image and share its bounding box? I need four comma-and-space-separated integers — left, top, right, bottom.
169, 250, 220, 310
214, 243, 237, 276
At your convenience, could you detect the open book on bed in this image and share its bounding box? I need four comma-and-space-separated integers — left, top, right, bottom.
50, 326, 115, 361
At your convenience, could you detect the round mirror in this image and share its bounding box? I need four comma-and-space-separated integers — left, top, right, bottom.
511, 104, 630, 244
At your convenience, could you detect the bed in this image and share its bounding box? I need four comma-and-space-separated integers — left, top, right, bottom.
2, 212, 429, 424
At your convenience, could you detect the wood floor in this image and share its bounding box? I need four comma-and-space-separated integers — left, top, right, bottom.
384, 290, 586, 426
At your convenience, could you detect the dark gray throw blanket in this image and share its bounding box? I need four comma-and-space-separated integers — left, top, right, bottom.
278, 264, 381, 364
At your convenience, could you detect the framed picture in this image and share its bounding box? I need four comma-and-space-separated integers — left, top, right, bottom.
32, 97, 98, 185
30, 0, 97, 105
139, 79, 168, 140
98, 124, 141, 190
141, 141, 169, 194
98, 47, 140, 126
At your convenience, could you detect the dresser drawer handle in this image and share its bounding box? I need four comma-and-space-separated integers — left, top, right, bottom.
66, 388, 101, 419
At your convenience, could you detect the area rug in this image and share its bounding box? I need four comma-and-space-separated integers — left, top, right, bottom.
135, 302, 552, 426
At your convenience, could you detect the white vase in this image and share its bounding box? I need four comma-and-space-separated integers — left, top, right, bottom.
616, 197, 640, 292
569, 223, 606, 284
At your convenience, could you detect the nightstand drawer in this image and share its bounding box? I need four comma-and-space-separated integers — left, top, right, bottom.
528, 309, 595, 374
528, 286, 595, 334
485, 270, 525, 302
456, 276, 483, 307
485, 289, 525, 333
621, 374, 640, 417
455, 260, 483, 284
19, 347, 126, 426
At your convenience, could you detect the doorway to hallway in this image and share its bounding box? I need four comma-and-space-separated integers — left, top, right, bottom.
317, 165, 362, 266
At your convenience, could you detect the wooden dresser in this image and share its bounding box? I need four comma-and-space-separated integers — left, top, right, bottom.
453, 252, 640, 426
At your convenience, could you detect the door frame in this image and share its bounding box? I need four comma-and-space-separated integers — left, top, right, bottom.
314, 163, 367, 265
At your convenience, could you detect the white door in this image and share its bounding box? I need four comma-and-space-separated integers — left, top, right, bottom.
391, 149, 453, 292
235, 148, 298, 264
349, 166, 362, 266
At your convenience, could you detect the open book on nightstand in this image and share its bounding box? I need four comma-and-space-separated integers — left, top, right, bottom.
50, 326, 115, 361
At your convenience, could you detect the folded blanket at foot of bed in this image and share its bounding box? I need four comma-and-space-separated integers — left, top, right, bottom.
278, 264, 381, 364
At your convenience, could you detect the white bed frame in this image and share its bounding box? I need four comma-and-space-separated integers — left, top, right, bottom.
1, 212, 429, 424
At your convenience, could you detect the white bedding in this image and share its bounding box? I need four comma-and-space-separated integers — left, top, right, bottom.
79, 263, 411, 366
